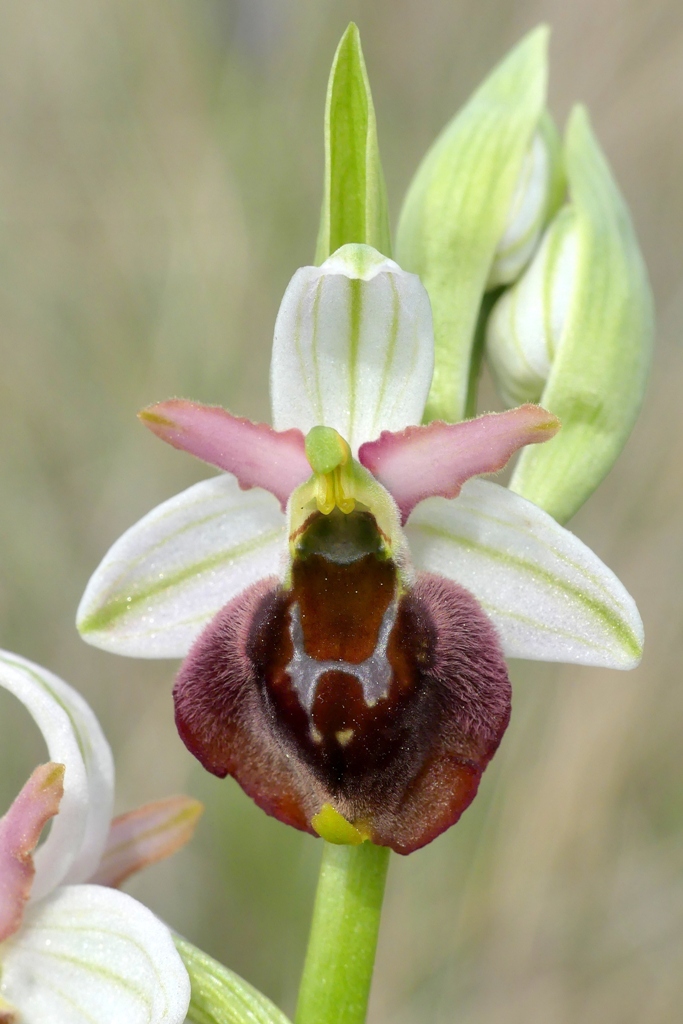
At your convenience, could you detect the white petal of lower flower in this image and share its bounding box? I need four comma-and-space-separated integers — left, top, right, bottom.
405, 479, 643, 668
77, 475, 287, 659
0, 885, 189, 1024
90, 797, 203, 888
270, 243, 434, 454
0, 654, 114, 902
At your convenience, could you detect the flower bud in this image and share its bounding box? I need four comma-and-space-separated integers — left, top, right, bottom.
486, 205, 578, 405
396, 27, 551, 422
487, 115, 565, 289
487, 106, 654, 523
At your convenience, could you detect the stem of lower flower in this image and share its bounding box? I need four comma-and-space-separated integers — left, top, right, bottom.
295, 841, 390, 1024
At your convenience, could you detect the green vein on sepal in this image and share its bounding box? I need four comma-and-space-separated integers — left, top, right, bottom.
315, 23, 391, 263
452, 498, 618, 602
175, 935, 292, 1024
78, 528, 284, 636
9, 942, 152, 1002
409, 521, 642, 661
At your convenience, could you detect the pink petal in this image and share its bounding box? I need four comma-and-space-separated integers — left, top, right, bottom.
358, 405, 560, 523
140, 400, 312, 510
0, 763, 64, 942
89, 796, 203, 888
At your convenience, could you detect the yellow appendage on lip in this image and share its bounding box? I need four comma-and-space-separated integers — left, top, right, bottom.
311, 803, 372, 846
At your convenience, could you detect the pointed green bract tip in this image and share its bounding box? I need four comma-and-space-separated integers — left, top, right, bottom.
501, 24, 549, 77
312, 804, 370, 845
305, 426, 349, 474
523, 23, 549, 51
567, 101, 589, 135
475, 23, 549, 103
340, 21, 360, 46
315, 21, 391, 263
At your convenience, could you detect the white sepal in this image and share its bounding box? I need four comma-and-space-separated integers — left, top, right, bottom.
0, 653, 114, 901
77, 475, 286, 659
270, 243, 434, 454
405, 479, 643, 668
0, 885, 190, 1024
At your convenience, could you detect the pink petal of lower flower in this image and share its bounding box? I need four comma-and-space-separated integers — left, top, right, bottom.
358, 405, 560, 523
0, 763, 64, 942
140, 400, 311, 509
89, 796, 204, 888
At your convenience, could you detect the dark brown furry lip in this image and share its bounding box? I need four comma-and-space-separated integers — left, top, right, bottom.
173, 509, 511, 854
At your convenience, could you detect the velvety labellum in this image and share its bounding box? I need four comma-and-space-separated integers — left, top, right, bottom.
174, 508, 511, 854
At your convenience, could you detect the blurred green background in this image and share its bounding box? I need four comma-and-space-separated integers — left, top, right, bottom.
1, 0, 682, 1020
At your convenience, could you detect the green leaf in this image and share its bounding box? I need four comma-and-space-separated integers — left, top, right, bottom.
510, 106, 654, 522
315, 23, 391, 263
175, 936, 292, 1024
396, 27, 549, 423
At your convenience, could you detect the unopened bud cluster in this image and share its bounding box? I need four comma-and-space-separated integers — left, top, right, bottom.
396, 28, 653, 523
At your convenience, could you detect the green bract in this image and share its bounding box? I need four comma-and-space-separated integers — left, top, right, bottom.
176, 936, 292, 1024
315, 23, 391, 263
395, 27, 553, 422
490, 107, 654, 523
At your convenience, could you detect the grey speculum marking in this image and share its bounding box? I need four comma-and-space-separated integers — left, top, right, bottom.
286, 602, 396, 715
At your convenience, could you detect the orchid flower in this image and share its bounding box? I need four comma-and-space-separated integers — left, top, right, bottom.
0, 649, 202, 1023
76, 242, 643, 856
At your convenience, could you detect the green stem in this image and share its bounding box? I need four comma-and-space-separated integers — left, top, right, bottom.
295, 841, 390, 1024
